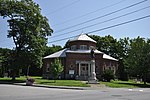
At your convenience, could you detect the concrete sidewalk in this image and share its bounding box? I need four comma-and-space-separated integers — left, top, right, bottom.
13, 82, 90, 90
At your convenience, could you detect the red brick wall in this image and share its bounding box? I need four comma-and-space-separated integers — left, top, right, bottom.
43, 53, 118, 80
103, 59, 118, 74
42, 58, 66, 79
65, 52, 104, 79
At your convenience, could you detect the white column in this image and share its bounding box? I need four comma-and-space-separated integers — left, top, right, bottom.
79, 63, 81, 76
88, 60, 99, 83
91, 60, 95, 79
88, 63, 90, 77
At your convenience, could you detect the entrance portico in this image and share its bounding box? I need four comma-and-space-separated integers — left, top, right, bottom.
76, 61, 91, 80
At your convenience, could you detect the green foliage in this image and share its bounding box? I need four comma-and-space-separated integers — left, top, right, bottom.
0, 48, 12, 77
43, 45, 62, 57
127, 37, 150, 84
51, 59, 64, 81
102, 69, 114, 82
90, 35, 150, 84
90, 35, 130, 81
0, 48, 11, 64
0, 0, 53, 80
90, 35, 118, 58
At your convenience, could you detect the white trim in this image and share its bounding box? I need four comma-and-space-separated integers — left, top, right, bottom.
103, 54, 118, 61
43, 49, 67, 59
44, 49, 118, 61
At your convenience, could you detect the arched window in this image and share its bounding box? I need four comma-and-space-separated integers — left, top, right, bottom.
46, 63, 50, 72
71, 45, 77, 50
80, 45, 87, 50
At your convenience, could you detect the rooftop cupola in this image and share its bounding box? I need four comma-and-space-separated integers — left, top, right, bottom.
66, 34, 96, 50
69, 33, 96, 43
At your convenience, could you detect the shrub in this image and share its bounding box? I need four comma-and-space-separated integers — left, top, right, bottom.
102, 69, 114, 82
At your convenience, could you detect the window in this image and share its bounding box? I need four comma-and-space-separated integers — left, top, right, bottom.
71, 45, 76, 50
89, 46, 95, 50
80, 45, 87, 50
46, 63, 50, 72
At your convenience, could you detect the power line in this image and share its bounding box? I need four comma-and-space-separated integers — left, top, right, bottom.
47, 0, 80, 15
54, 0, 148, 33
51, 5, 150, 38
87, 14, 150, 34
53, 0, 127, 26
48, 14, 150, 43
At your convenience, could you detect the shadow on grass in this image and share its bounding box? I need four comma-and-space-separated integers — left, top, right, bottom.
0, 80, 26, 84
39, 81, 56, 84
118, 82, 150, 88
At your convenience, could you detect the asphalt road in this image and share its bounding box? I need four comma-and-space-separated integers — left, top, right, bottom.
0, 84, 150, 100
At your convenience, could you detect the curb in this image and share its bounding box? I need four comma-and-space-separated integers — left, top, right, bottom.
13, 83, 88, 90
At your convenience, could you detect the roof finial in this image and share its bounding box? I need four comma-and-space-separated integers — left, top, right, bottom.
81, 29, 84, 34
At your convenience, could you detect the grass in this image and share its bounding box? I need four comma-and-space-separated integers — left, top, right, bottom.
32, 77, 89, 87
1, 77, 150, 88
101, 80, 150, 88
0, 76, 89, 87
0, 76, 26, 83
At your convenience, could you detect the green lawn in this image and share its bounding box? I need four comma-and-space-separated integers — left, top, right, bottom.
1, 77, 150, 88
0, 76, 89, 87
31, 77, 89, 87
0, 76, 26, 83
101, 80, 150, 88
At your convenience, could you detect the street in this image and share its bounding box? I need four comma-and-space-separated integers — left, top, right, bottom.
0, 84, 150, 100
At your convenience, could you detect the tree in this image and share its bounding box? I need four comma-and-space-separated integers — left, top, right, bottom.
127, 37, 150, 84
90, 35, 118, 58
0, 0, 53, 80
43, 45, 62, 57
116, 38, 130, 81
0, 48, 11, 77
90, 35, 129, 80
51, 59, 63, 82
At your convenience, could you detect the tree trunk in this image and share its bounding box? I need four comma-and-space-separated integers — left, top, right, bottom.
143, 73, 147, 85
11, 69, 16, 81
26, 66, 30, 76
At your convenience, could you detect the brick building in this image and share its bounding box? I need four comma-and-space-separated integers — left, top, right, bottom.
43, 34, 118, 80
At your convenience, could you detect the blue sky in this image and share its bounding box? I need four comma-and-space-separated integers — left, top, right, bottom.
0, 0, 150, 48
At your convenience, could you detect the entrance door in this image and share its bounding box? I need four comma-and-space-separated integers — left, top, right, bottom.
80, 64, 88, 76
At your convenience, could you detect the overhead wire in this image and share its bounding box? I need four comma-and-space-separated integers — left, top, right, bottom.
54, 0, 148, 33
46, 0, 80, 15
50, 5, 150, 38
48, 14, 150, 43
53, 0, 127, 26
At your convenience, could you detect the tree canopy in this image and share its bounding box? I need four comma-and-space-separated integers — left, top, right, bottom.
127, 37, 150, 84
0, 0, 53, 80
43, 45, 62, 57
90, 35, 150, 84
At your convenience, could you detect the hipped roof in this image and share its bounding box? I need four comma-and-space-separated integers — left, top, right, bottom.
44, 49, 118, 61
69, 34, 96, 43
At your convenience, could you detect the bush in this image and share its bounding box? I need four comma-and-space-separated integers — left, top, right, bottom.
102, 69, 114, 82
